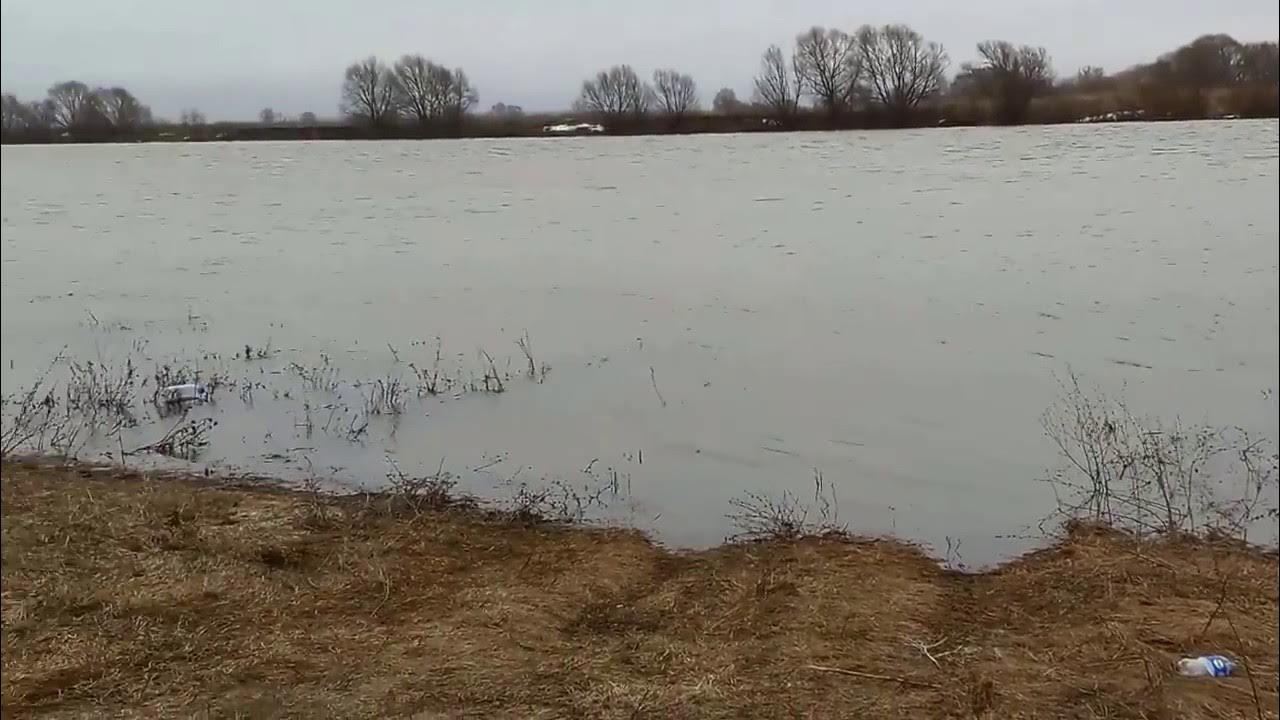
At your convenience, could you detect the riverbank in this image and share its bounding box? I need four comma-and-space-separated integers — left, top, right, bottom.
1, 460, 1277, 719
2, 92, 1277, 145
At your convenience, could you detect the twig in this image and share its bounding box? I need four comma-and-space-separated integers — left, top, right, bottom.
371, 561, 392, 618
1196, 575, 1230, 643
805, 664, 939, 689
904, 636, 949, 669
1223, 611, 1265, 720
649, 366, 667, 408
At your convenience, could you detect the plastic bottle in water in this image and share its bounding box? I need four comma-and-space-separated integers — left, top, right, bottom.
161, 383, 209, 404
1176, 655, 1236, 677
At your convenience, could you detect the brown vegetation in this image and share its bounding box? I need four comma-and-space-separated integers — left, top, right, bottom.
2, 459, 1277, 719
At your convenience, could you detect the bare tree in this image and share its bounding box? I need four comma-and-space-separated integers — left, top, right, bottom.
95, 87, 150, 129
2, 93, 24, 131
259, 107, 277, 124
490, 102, 524, 117
712, 87, 742, 113
794, 27, 859, 117
652, 69, 698, 119
46, 81, 97, 129
180, 108, 206, 125
441, 68, 478, 120
576, 65, 651, 119
1235, 41, 1279, 84
393, 55, 476, 126
341, 56, 400, 125
753, 45, 801, 119
856, 24, 948, 125
299, 111, 318, 124
969, 41, 1054, 124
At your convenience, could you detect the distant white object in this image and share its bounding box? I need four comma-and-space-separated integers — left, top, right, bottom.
1176, 655, 1235, 677
161, 383, 209, 404
542, 122, 605, 135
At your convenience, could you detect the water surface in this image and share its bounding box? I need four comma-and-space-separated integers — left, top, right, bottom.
3, 121, 1277, 563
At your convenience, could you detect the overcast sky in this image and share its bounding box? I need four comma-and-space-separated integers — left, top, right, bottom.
2, 0, 1277, 121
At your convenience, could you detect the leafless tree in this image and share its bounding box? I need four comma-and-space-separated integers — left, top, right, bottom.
2, 93, 24, 131
967, 41, 1054, 124
341, 56, 400, 125
259, 107, 277, 124
299, 111, 318, 124
180, 108, 206, 125
46, 81, 97, 129
1235, 41, 1279, 84
856, 24, 948, 124
652, 69, 699, 119
95, 87, 150, 129
393, 55, 476, 126
794, 26, 859, 117
753, 45, 801, 119
490, 102, 524, 117
712, 87, 742, 113
576, 65, 652, 119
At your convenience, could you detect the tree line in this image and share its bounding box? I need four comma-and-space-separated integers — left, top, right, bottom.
2, 30, 1276, 142
2, 82, 153, 133
336, 30, 1274, 131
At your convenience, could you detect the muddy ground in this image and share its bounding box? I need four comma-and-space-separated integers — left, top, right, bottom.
1, 460, 1277, 719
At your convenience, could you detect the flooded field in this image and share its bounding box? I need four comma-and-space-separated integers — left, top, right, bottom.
2, 121, 1277, 564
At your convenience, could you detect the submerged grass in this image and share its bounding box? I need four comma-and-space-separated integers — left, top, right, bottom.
2, 460, 1277, 719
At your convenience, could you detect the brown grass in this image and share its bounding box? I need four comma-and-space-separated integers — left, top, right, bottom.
2, 460, 1277, 719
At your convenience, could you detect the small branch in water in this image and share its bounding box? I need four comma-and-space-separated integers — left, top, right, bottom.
649, 366, 667, 408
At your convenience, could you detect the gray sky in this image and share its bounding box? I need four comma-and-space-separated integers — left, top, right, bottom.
2, 0, 1277, 121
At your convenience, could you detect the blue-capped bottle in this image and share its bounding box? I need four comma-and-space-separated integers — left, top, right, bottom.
1176, 655, 1236, 677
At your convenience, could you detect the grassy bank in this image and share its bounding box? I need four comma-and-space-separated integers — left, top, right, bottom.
1, 460, 1276, 718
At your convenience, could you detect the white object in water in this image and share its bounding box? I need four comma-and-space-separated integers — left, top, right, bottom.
161, 383, 209, 404
1176, 655, 1236, 677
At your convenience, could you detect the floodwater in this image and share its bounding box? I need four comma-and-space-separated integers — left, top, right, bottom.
2, 121, 1278, 564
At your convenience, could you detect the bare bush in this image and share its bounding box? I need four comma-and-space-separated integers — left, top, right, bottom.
289, 354, 342, 393
128, 416, 217, 460
515, 331, 550, 383
1, 353, 85, 458
501, 461, 626, 524
64, 359, 139, 431
409, 338, 453, 396
1042, 371, 1278, 540
728, 469, 846, 541
383, 458, 460, 516
361, 375, 406, 416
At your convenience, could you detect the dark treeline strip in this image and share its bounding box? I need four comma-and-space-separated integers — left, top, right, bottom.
3, 31, 1276, 145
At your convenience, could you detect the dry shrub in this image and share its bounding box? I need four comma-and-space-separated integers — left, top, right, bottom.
1041, 371, 1278, 541
727, 469, 846, 541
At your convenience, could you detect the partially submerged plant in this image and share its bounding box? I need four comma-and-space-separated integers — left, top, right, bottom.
727, 469, 846, 542
1041, 370, 1278, 540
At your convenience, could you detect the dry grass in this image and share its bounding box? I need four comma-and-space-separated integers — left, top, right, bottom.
2, 460, 1277, 719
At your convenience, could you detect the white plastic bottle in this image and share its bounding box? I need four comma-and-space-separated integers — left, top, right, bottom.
1176, 655, 1236, 677
161, 383, 209, 404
